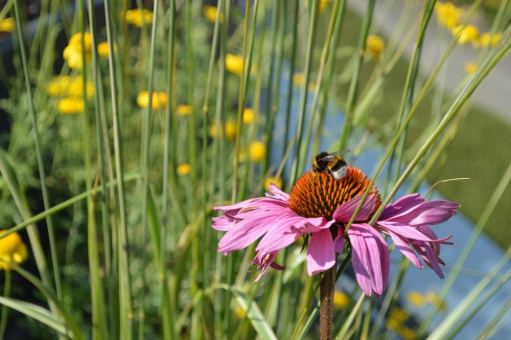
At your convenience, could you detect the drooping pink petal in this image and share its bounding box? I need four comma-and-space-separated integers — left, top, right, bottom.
252, 251, 284, 283
382, 200, 460, 226
350, 223, 389, 296
377, 221, 453, 243
385, 230, 423, 269
266, 183, 290, 202
334, 226, 345, 253
412, 243, 445, 279
333, 194, 376, 223
379, 193, 424, 220
348, 227, 372, 296
306, 229, 336, 276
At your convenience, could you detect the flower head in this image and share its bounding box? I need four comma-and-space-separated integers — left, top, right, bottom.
464, 62, 477, 75
243, 108, 254, 124
366, 35, 385, 60
126, 9, 153, 27
249, 141, 265, 163
58, 98, 84, 114
63, 33, 93, 69
47, 76, 94, 98
177, 163, 191, 176
435, 2, 464, 30
212, 165, 459, 296
333, 291, 349, 309
0, 17, 15, 33
209, 120, 237, 141
98, 42, 116, 57
225, 54, 244, 76
137, 91, 167, 109
479, 32, 501, 48
452, 24, 479, 46
0, 231, 29, 270
203, 5, 224, 23
177, 105, 192, 116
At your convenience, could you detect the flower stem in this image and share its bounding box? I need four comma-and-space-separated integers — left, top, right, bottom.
320, 266, 336, 340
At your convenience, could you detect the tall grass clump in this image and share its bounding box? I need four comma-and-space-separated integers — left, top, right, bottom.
0, 0, 510, 339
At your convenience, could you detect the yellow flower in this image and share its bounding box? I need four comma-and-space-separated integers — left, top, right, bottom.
463, 62, 477, 75
235, 306, 246, 319
177, 163, 191, 176
389, 307, 410, 323
58, 98, 84, 114
407, 291, 427, 308
479, 32, 501, 48
398, 326, 417, 340
333, 291, 349, 309
225, 120, 237, 141
305, 0, 332, 12
63, 33, 93, 69
97, 42, 112, 57
435, 2, 464, 30
68, 78, 95, 98
0, 231, 29, 271
47, 76, 94, 98
209, 120, 237, 141
264, 176, 282, 190
126, 9, 153, 28
292, 73, 305, 86
137, 91, 167, 109
203, 5, 224, 23
366, 35, 385, 60
225, 54, 244, 76
249, 141, 265, 163
243, 108, 254, 124
452, 24, 479, 45
0, 17, 15, 32
425, 291, 447, 312
47, 76, 71, 97
177, 105, 192, 116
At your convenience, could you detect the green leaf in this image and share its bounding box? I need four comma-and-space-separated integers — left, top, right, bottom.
0, 297, 68, 336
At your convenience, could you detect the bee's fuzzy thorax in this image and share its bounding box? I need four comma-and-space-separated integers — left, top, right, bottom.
288, 166, 381, 220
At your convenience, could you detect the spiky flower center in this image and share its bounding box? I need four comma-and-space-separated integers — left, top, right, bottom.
288, 167, 381, 220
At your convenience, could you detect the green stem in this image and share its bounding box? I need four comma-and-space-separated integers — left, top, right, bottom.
320, 266, 336, 340
0, 271, 11, 340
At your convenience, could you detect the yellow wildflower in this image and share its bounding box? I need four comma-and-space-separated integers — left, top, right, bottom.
225, 54, 244, 76
425, 291, 447, 312
398, 326, 417, 340
464, 62, 477, 75
264, 176, 282, 190
97, 42, 110, 57
389, 307, 410, 322
305, 0, 332, 12
243, 108, 254, 124
0, 231, 29, 271
58, 98, 84, 114
177, 163, 191, 176
209, 120, 237, 141
126, 9, 153, 28
225, 120, 237, 141
177, 105, 192, 116
0, 17, 15, 33
333, 291, 349, 309
407, 291, 427, 307
68, 78, 95, 98
452, 24, 479, 45
249, 141, 265, 163
137, 91, 167, 109
63, 33, 93, 69
479, 32, 501, 48
366, 35, 385, 60
292, 73, 305, 86
203, 5, 224, 23
435, 2, 464, 30
235, 306, 246, 319
47, 76, 71, 97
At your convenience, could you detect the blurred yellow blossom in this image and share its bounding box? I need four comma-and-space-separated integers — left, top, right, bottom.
389, 307, 410, 322
225, 54, 244, 76
425, 291, 447, 312
235, 306, 246, 319
435, 2, 464, 30
292, 73, 305, 86
0, 17, 15, 32
137, 91, 167, 109
47, 76, 71, 97
464, 62, 477, 75
264, 176, 282, 190
97, 42, 114, 57
63, 32, 92, 69
126, 9, 153, 27
366, 35, 385, 60
177, 163, 191, 176
209, 120, 237, 141
452, 25, 479, 45
333, 291, 349, 309
177, 105, 192, 116
58, 98, 84, 114
243, 108, 254, 124
47, 76, 94, 98
407, 291, 427, 307
249, 141, 265, 163
479, 32, 501, 48
203, 5, 224, 23
0, 231, 29, 271
305, 0, 332, 12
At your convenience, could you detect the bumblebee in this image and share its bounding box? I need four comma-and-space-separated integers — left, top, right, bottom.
312, 150, 349, 180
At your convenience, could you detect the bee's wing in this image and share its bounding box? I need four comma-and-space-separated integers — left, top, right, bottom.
330, 149, 350, 157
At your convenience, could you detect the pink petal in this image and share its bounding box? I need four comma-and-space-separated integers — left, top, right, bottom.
265, 183, 290, 202
377, 221, 453, 243
413, 243, 445, 279
255, 217, 301, 253
306, 229, 336, 276
385, 230, 423, 269
333, 194, 376, 223
380, 194, 424, 220
252, 251, 284, 283
334, 226, 345, 253
348, 227, 373, 296
383, 200, 460, 226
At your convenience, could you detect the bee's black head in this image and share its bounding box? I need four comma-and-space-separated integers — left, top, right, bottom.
313, 151, 330, 171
